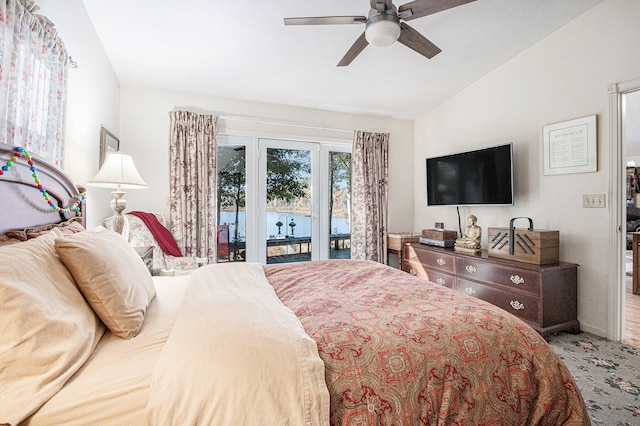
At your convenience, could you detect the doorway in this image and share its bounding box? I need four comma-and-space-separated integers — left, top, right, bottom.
217, 135, 351, 264
610, 78, 640, 344
623, 89, 640, 347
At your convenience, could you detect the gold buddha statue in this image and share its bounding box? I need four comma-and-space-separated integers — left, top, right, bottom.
454, 215, 482, 253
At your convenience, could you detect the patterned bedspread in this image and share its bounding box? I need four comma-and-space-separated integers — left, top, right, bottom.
264, 259, 590, 425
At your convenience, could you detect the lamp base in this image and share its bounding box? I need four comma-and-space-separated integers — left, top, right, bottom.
110, 190, 127, 234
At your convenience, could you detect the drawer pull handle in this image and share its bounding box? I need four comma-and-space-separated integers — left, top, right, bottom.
410, 269, 416, 276
465, 287, 477, 295
436, 258, 446, 266
510, 300, 525, 310
410, 252, 417, 258
510, 275, 525, 285
465, 265, 477, 273
436, 278, 445, 286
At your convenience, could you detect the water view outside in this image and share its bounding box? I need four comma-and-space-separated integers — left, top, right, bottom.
265, 147, 312, 263
219, 210, 350, 240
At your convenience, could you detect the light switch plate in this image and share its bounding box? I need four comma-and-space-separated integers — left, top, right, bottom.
583, 194, 606, 208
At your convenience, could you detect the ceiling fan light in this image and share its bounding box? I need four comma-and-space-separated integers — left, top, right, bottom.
365, 19, 401, 47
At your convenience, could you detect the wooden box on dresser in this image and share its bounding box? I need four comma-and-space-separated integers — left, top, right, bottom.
402, 243, 580, 337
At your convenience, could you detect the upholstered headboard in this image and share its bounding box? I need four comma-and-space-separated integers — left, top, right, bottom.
0, 143, 86, 233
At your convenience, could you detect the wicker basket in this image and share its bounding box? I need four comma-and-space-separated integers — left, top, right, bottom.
387, 233, 420, 251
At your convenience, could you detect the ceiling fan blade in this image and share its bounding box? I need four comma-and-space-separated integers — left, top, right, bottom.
284, 16, 366, 26
337, 33, 369, 67
397, 22, 441, 59
398, 0, 475, 21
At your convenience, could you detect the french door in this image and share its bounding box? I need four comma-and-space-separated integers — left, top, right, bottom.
217, 135, 351, 264
258, 139, 319, 264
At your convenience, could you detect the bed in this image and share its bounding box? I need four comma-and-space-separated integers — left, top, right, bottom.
0, 143, 591, 425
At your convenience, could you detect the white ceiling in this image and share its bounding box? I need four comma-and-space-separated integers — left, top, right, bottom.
80, 0, 604, 120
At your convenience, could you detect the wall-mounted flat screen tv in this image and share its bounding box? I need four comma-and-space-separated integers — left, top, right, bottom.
426, 143, 514, 206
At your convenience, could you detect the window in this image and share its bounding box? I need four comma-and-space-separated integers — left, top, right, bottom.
1, 1, 70, 166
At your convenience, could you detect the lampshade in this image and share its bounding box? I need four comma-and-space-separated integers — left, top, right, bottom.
87, 151, 147, 234
365, 18, 401, 47
88, 151, 148, 189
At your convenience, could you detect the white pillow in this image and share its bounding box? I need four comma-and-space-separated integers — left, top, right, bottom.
0, 228, 105, 425
55, 228, 157, 339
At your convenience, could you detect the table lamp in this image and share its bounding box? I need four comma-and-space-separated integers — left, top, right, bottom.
88, 151, 148, 233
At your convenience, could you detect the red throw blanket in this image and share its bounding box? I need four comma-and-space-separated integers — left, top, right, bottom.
128, 211, 182, 257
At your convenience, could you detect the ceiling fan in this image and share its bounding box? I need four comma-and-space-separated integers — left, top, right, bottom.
284, 0, 476, 66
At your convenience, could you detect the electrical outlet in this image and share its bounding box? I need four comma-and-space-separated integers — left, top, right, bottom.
582, 194, 606, 208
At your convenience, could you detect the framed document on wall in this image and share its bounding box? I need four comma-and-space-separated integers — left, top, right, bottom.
543, 115, 597, 175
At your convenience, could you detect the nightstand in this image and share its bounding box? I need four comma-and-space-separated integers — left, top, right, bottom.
134, 246, 153, 273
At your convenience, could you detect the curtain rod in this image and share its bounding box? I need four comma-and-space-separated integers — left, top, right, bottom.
218, 114, 355, 134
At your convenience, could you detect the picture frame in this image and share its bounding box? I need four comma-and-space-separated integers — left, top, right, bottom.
99, 126, 119, 167
543, 115, 597, 175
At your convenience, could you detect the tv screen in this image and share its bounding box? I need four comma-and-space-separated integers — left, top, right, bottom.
426, 143, 513, 206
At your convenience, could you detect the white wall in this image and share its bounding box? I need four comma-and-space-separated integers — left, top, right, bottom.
36, 1, 415, 243
413, 0, 640, 337
38, 0, 120, 227
118, 86, 414, 234
42, 0, 633, 336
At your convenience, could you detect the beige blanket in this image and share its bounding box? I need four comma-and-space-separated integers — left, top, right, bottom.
146, 263, 330, 425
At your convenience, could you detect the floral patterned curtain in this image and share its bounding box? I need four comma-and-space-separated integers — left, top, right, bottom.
351, 130, 389, 263
0, 0, 69, 167
168, 111, 217, 263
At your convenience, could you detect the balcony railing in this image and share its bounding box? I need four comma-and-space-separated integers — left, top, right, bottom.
220, 233, 350, 262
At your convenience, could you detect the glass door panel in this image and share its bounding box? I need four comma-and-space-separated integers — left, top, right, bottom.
217, 144, 246, 262
265, 146, 312, 264
328, 150, 351, 259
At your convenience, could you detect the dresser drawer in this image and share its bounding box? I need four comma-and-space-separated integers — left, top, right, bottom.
403, 243, 579, 337
402, 260, 454, 288
456, 278, 541, 324
425, 270, 455, 289
404, 245, 456, 274
455, 258, 541, 296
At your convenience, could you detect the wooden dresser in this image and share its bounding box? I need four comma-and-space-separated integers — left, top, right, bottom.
402, 243, 580, 337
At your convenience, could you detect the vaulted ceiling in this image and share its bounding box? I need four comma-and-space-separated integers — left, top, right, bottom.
81, 0, 604, 120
